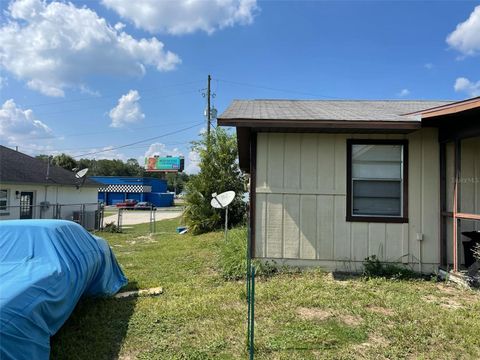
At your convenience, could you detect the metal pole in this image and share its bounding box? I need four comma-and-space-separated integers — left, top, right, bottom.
207, 74, 211, 137
225, 206, 228, 241
249, 266, 255, 360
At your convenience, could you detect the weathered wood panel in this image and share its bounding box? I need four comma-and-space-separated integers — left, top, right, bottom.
283, 194, 300, 258
265, 194, 283, 258
300, 195, 317, 259
317, 195, 334, 260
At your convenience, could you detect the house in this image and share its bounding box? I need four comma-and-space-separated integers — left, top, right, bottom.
0, 146, 99, 221
91, 176, 174, 207
218, 97, 480, 273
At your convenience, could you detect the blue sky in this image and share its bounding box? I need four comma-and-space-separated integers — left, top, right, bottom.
1, 0, 479, 173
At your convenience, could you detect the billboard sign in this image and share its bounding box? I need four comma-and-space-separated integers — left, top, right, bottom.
145, 156, 184, 172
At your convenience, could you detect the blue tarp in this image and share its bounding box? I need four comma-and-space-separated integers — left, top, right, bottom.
0, 220, 127, 360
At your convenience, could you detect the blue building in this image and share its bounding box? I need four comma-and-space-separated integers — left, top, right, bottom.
91, 176, 174, 207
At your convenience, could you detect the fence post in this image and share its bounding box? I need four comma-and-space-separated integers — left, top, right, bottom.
249, 265, 255, 360
117, 208, 122, 232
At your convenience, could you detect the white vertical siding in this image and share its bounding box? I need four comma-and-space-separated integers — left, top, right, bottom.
255, 129, 442, 271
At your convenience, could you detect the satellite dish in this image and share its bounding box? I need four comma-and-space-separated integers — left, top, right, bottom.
211, 191, 235, 209
211, 191, 236, 241
75, 168, 89, 179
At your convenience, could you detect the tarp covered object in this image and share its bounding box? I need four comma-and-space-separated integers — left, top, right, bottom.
0, 220, 127, 360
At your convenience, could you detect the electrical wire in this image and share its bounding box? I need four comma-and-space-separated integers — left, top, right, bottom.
13, 80, 204, 109
19, 119, 199, 141
33, 89, 200, 117
71, 121, 203, 158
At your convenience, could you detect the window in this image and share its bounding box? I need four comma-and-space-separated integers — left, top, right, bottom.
0, 189, 8, 212
346, 140, 408, 223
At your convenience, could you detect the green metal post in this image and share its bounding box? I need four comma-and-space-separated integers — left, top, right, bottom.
249, 266, 255, 360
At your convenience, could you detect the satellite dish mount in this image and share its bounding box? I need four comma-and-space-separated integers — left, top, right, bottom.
211, 191, 235, 241
74, 168, 89, 189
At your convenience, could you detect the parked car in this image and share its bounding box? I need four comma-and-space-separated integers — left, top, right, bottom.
115, 199, 137, 208
0, 220, 127, 360
134, 201, 156, 210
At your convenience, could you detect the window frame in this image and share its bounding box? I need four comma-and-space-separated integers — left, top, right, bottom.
0, 189, 9, 215
346, 139, 409, 223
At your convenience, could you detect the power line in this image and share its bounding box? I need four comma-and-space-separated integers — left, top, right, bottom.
214, 78, 342, 99
72, 121, 203, 158
20, 119, 198, 141
33, 89, 199, 117
13, 80, 204, 109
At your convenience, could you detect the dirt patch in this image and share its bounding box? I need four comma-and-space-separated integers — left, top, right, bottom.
297, 307, 363, 326
366, 305, 394, 316
338, 314, 363, 326
423, 295, 463, 309
296, 307, 333, 321
134, 235, 158, 244
354, 333, 390, 354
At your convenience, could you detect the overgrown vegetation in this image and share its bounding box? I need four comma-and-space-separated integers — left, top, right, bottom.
50, 218, 480, 359
363, 255, 418, 280
183, 128, 246, 234
218, 227, 277, 280
474, 243, 480, 262
102, 221, 121, 233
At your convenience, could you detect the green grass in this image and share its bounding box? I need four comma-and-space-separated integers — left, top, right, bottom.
51, 219, 480, 359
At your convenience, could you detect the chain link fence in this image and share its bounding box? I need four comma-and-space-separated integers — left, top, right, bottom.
1, 203, 104, 231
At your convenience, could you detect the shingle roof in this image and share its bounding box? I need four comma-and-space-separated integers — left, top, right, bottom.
0, 146, 98, 187
218, 99, 453, 122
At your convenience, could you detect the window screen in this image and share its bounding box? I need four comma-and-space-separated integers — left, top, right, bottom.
351, 144, 404, 217
0, 189, 8, 211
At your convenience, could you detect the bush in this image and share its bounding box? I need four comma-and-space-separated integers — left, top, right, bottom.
219, 227, 277, 280
183, 128, 246, 235
103, 221, 121, 233
363, 255, 417, 280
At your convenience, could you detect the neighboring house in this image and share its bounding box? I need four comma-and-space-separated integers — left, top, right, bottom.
218, 97, 480, 273
0, 146, 99, 221
91, 176, 174, 207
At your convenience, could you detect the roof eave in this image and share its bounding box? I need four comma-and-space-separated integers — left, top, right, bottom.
218, 118, 421, 132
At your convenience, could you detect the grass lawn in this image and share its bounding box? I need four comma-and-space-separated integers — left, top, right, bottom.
51, 218, 480, 359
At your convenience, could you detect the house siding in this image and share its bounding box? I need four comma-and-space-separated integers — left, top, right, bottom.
255, 128, 440, 272
0, 184, 98, 221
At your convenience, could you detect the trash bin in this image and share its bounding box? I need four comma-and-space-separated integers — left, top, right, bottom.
461, 231, 480, 268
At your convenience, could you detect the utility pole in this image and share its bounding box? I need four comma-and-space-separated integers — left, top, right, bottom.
207, 74, 211, 137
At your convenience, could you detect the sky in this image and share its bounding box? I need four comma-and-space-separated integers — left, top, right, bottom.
1, 0, 479, 174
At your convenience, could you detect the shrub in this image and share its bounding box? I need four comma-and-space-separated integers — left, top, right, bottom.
182, 128, 246, 235
474, 243, 480, 262
103, 221, 121, 233
219, 227, 277, 280
363, 255, 417, 280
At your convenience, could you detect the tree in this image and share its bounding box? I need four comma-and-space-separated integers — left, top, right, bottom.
166, 172, 189, 194
183, 128, 246, 234
52, 153, 77, 171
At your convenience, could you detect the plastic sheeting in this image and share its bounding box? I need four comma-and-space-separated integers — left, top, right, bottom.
0, 220, 127, 360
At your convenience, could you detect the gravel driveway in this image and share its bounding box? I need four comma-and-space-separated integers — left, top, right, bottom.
103, 209, 182, 226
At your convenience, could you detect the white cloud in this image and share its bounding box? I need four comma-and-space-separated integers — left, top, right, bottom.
101, 0, 258, 35
446, 5, 480, 56
185, 150, 200, 174
0, 99, 53, 145
109, 90, 145, 128
144, 142, 183, 158
454, 77, 480, 97
397, 88, 410, 97
0, 0, 180, 97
